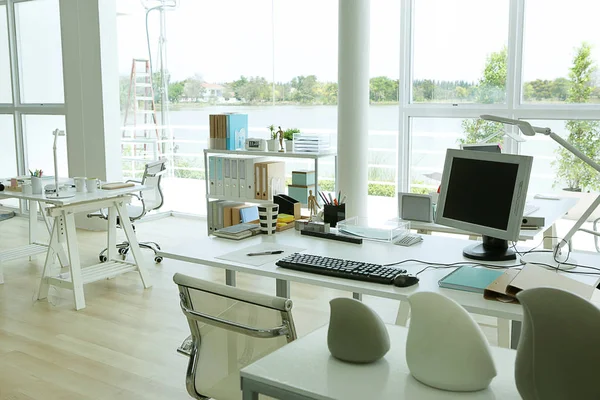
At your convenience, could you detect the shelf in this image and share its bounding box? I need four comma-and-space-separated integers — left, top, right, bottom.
204, 148, 336, 159
0, 243, 48, 262
50, 260, 137, 285
206, 195, 281, 205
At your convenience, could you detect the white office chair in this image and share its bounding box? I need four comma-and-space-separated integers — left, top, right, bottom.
173, 273, 297, 400
89, 159, 167, 263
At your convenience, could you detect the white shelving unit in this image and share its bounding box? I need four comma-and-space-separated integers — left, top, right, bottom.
203, 148, 337, 235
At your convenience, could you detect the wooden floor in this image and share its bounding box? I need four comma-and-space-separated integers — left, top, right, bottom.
0, 215, 500, 399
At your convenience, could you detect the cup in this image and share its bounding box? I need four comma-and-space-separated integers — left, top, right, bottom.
31, 177, 43, 195
74, 177, 86, 192
258, 203, 279, 235
85, 178, 98, 193
22, 183, 32, 195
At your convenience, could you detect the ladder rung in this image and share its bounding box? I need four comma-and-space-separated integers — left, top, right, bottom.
133, 58, 149, 63
138, 110, 155, 114
136, 83, 152, 88
136, 73, 150, 77
136, 97, 153, 101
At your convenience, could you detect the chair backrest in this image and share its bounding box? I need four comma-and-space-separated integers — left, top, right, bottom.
173, 273, 297, 400
141, 159, 166, 212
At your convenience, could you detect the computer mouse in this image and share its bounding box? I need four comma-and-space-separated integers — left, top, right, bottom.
393, 274, 419, 287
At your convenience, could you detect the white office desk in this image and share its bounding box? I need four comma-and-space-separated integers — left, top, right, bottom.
0, 186, 152, 309
240, 324, 520, 400
410, 197, 577, 249
159, 230, 599, 347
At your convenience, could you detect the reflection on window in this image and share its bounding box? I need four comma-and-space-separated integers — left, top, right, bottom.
15, 0, 64, 103
0, 6, 12, 103
24, 115, 68, 177
412, 0, 509, 104
522, 0, 600, 104
0, 115, 16, 176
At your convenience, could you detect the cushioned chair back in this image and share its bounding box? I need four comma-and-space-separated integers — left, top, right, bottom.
141, 159, 166, 211
173, 273, 297, 400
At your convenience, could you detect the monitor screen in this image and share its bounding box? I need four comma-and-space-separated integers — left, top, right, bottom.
435, 149, 533, 261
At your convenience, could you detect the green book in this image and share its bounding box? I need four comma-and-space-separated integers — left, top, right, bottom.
438, 266, 504, 294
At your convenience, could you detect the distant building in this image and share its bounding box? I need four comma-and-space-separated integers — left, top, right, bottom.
201, 83, 225, 102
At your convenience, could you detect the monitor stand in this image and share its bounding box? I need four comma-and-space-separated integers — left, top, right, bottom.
463, 235, 516, 261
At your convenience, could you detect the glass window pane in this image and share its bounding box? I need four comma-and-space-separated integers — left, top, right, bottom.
412, 0, 509, 104
0, 6, 12, 103
0, 115, 16, 176
24, 115, 68, 178
520, 119, 600, 194
15, 0, 64, 103
522, 0, 600, 104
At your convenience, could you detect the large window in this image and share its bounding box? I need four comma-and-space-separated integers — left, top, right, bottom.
0, 0, 66, 212
411, 0, 509, 104
522, 0, 600, 104
15, 0, 64, 104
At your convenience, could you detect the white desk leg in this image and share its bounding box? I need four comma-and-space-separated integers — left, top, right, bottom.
226, 270, 236, 287
395, 301, 411, 326
497, 318, 510, 348
543, 224, 556, 250
64, 212, 86, 310
38, 218, 62, 300
28, 200, 37, 260
39, 202, 69, 267
106, 206, 117, 261
116, 201, 152, 288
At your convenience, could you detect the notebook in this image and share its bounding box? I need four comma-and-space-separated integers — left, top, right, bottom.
438, 266, 505, 294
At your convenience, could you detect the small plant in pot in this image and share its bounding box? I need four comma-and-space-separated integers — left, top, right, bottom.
267, 124, 278, 152
284, 128, 300, 152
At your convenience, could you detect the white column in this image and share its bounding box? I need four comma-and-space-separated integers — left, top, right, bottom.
337, 0, 370, 218
59, 0, 121, 182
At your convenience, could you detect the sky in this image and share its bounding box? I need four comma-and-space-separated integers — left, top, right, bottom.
116, 0, 600, 84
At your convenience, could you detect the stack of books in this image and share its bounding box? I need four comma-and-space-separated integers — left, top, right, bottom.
292, 133, 330, 153
213, 223, 261, 240
209, 113, 248, 150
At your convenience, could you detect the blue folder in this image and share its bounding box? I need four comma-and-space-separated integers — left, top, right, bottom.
438, 266, 504, 294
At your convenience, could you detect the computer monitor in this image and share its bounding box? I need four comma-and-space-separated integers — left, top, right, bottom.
435, 149, 533, 261
459, 143, 502, 153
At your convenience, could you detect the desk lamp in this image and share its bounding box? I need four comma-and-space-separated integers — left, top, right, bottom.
481, 115, 600, 270
50, 129, 74, 199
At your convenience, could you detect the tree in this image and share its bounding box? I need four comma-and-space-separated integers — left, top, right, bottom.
168, 81, 185, 103
460, 47, 507, 144
554, 42, 600, 190
369, 76, 398, 102
290, 75, 318, 103
183, 74, 205, 101
229, 75, 271, 103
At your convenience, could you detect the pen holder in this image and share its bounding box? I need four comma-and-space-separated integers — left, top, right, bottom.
258, 203, 279, 235
324, 204, 345, 228
31, 177, 43, 194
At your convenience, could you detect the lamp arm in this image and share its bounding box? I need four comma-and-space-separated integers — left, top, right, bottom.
546, 131, 600, 175
53, 131, 59, 197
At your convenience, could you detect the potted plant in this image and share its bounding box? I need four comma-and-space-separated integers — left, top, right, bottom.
267, 124, 278, 152
284, 128, 300, 152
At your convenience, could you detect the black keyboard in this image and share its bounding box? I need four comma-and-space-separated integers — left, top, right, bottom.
276, 253, 406, 284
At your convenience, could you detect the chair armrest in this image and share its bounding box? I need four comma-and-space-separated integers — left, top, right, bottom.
126, 179, 142, 184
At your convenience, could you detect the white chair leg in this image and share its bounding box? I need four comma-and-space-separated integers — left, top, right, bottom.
497, 318, 510, 348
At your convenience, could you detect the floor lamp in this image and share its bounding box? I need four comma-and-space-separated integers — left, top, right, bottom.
50, 129, 74, 199
480, 115, 600, 270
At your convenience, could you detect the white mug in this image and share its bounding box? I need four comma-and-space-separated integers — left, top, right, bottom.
22, 183, 32, 195
74, 177, 86, 192
85, 178, 98, 193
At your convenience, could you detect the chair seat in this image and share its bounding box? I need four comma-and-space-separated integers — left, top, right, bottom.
126, 205, 145, 220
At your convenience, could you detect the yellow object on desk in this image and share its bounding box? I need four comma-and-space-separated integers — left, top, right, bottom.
277, 214, 295, 223
101, 182, 135, 190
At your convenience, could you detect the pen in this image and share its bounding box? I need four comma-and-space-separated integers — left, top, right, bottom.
341, 195, 346, 204
318, 191, 328, 205
327, 192, 333, 204
247, 250, 284, 256
337, 190, 341, 203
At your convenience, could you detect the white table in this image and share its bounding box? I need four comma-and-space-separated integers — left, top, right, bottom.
0, 186, 152, 310
411, 197, 577, 249
240, 324, 520, 400
158, 230, 600, 348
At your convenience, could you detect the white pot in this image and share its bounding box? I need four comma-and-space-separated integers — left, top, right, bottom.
267, 139, 278, 152
285, 140, 294, 152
